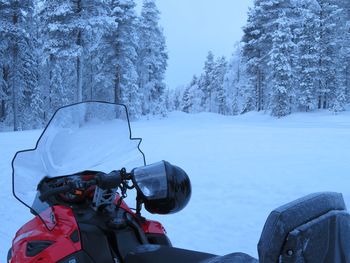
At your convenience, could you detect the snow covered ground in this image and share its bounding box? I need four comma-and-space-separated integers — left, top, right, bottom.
1, 110, 350, 260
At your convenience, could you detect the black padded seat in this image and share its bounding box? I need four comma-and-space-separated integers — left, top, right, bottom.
201, 252, 258, 263
125, 245, 216, 263
125, 245, 258, 263
280, 210, 350, 263
258, 192, 349, 263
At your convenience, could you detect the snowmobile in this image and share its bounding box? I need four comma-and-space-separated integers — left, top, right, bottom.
8, 101, 350, 263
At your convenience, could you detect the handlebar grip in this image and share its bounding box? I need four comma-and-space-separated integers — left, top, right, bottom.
39, 184, 72, 202
96, 171, 122, 190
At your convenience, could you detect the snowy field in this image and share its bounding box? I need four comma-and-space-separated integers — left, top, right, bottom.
1, 110, 350, 260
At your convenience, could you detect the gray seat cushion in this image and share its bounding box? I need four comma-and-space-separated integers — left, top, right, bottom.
280, 210, 350, 263
201, 252, 258, 263
258, 192, 346, 263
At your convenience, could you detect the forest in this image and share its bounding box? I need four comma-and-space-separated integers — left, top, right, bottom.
1, 0, 350, 131
0, 0, 167, 131
173, 0, 350, 117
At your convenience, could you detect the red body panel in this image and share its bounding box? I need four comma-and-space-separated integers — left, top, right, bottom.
11, 199, 167, 262
141, 220, 167, 235
11, 206, 81, 263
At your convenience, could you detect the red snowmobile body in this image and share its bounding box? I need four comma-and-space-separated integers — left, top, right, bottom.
10, 196, 168, 262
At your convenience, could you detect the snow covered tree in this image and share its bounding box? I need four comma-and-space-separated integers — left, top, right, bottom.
181, 75, 203, 113
269, 12, 294, 117
241, 3, 265, 112
212, 56, 228, 114
338, 0, 350, 105
80, 0, 116, 102
40, 0, 117, 107
39, 1, 84, 118
296, 3, 320, 111
172, 87, 184, 111
329, 0, 349, 112
111, 0, 141, 119
316, 0, 342, 110
223, 43, 244, 115
242, 0, 295, 114
0, 22, 9, 123
181, 85, 192, 114
199, 51, 215, 111
0, 0, 38, 130
137, 0, 168, 116
164, 88, 173, 111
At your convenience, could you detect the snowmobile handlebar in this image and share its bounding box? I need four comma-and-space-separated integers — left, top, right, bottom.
39, 184, 73, 202
39, 170, 129, 202
95, 170, 123, 190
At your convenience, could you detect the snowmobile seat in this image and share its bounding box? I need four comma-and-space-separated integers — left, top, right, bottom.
279, 209, 350, 262
125, 245, 258, 263
258, 192, 350, 263
125, 245, 215, 263
200, 252, 258, 263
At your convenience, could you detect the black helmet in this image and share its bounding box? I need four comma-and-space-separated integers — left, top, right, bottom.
132, 161, 191, 214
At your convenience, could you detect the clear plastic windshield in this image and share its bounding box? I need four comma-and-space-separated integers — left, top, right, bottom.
12, 102, 145, 220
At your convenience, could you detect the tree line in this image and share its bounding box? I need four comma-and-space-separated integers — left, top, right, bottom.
0, 0, 167, 131
170, 0, 350, 117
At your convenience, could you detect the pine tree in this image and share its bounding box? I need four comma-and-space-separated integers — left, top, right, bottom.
330, 0, 349, 112
338, 0, 350, 105
137, 0, 168, 116
0, 57, 9, 123
223, 43, 244, 115
181, 75, 203, 113
241, 4, 261, 113
0, 14, 9, 123
80, 0, 116, 102
0, 0, 38, 130
181, 85, 192, 114
0, 0, 14, 127
269, 12, 294, 117
39, 0, 83, 118
317, 0, 342, 110
172, 87, 183, 111
112, 0, 141, 119
242, 0, 294, 113
164, 88, 173, 112
212, 56, 228, 114
200, 51, 215, 111
296, 3, 319, 111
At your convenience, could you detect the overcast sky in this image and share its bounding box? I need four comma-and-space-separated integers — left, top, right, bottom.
135, 0, 254, 89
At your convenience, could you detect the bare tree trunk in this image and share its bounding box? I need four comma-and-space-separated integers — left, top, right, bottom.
0, 67, 5, 120
76, 0, 83, 102
90, 53, 93, 100
257, 69, 261, 111
115, 69, 120, 104
12, 11, 19, 131
77, 54, 83, 102
12, 47, 18, 131
0, 100, 3, 119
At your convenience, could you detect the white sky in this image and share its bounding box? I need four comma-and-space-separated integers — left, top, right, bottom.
135, 0, 254, 89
